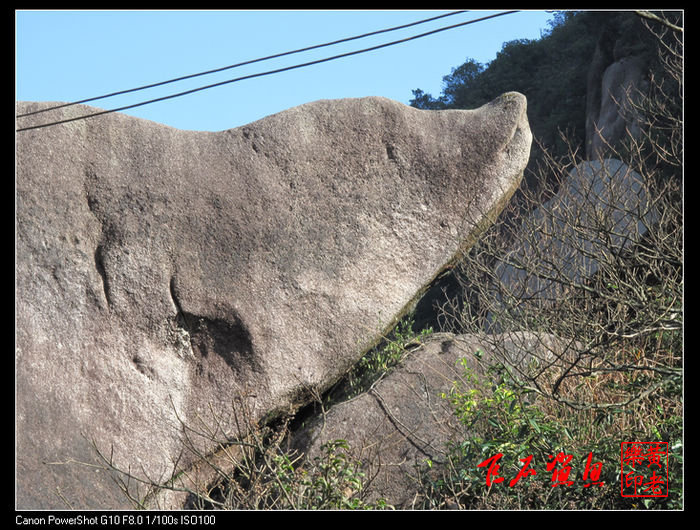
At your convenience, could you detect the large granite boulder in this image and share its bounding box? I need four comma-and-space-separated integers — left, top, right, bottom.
16, 93, 531, 509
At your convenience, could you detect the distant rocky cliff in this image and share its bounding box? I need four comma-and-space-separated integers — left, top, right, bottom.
585, 12, 656, 159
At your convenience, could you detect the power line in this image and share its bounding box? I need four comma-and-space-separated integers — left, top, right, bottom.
17, 10, 469, 119
16, 10, 518, 133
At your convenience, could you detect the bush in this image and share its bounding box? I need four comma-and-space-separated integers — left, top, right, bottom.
414, 351, 682, 509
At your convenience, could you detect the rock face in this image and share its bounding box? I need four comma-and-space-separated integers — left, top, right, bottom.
15, 93, 531, 509
585, 13, 651, 159
586, 55, 648, 159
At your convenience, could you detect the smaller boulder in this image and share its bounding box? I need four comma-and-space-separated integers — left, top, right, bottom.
289, 332, 573, 508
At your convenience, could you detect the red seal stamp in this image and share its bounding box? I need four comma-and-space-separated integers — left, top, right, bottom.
621, 442, 669, 497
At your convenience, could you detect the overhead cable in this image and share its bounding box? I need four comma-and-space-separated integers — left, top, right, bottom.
17, 10, 518, 132
17, 10, 469, 119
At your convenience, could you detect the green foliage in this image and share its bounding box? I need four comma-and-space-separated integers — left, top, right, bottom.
342, 317, 433, 399
417, 349, 683, 510
269, 439, 390, 510
179, 436, 392, 510
411, 59, 486, 110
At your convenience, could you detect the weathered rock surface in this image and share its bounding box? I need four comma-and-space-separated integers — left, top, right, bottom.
586, 55, 648, 159
487, 159, 656, 331
15, 93, 531, 509
289, 331, 574, 508
585, 13, 651, 159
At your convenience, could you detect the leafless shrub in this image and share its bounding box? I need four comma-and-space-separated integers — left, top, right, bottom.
88, 391, 389, 510
441, 11, 682, 413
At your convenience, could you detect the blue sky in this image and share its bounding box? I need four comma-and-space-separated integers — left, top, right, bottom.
16, 10, 555, 132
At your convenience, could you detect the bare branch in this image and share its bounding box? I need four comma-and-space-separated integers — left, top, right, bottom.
635, 10, 683, 32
